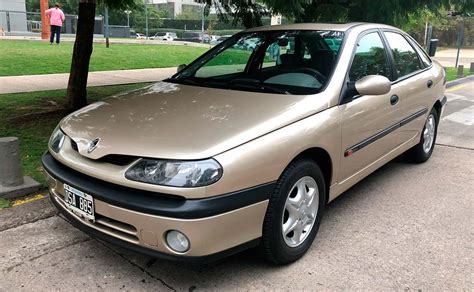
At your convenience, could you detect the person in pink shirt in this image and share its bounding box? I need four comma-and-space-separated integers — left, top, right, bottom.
45, 3, 65, 45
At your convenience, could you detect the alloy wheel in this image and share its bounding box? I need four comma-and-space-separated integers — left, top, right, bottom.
281, 176, 319, 247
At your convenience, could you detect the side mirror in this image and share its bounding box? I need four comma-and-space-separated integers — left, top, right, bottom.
177, 64, 187, 73
354, 75, 391, 96
427, 38, 438, 57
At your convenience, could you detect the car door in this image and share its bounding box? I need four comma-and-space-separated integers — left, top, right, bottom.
381, 31, 435, 143
338, 30, 404, 181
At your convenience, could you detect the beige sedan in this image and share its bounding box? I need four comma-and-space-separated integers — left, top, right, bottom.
43, 22, 446, 264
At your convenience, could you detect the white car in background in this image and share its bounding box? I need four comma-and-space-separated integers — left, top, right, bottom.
151, 32, 177, 41
210, 35, 231, 46
135, 33, 146, 39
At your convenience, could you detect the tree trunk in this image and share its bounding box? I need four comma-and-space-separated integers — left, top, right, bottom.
66, 0, 96, 111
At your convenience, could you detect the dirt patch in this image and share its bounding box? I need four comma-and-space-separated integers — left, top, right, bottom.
5, 100, 69, 126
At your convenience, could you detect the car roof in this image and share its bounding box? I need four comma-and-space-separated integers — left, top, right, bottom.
244, 22, 399, 33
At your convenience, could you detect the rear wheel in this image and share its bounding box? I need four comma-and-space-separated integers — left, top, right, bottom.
407, 108, 438, 163
261, 159, 326, 264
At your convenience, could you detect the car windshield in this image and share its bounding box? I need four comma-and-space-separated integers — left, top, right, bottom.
168, 30, 344, 95
156, 33, 166, 36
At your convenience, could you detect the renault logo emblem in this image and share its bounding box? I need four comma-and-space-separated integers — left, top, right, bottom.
87, 138, 100, 154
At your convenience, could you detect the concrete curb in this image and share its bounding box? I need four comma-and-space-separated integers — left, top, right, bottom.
446, 75, 474, 88
0, 193, 56, 232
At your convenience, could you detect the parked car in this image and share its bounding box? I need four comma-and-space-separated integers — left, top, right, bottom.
135, 33, 146, 39
243, 37, 261, 51
151, 32, 177, 41
181, 32, 210, 43
43, 23, 445, 265
210, 35, 231, 46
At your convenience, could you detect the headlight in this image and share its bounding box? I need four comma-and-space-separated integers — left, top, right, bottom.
49, 126, 65, 153
125, 158, 223, 187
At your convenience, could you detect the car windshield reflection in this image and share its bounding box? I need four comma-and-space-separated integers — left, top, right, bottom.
168, 30, 345, 95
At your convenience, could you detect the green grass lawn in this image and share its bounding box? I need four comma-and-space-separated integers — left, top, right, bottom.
0, 83, 151, 186
0, 40, 208, 76
445, 67, 473, 82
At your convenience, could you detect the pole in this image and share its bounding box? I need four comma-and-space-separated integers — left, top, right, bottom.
455, 17, 464, 69
105, 6, 110, 48
201, 3, 205, 43
144, 0, 149, 39
426, 24, 432, 50
39, 0, 49, 40
424, 20, 428, 50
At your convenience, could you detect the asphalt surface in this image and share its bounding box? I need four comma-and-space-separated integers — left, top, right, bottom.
1, 81, 473, 290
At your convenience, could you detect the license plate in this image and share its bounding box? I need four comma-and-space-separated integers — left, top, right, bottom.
64, 184, 95, 221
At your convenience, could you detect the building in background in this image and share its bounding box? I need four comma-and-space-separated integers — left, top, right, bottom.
0, 0, 27, 32
149, 0, 203, 17
271, 14, 282, 25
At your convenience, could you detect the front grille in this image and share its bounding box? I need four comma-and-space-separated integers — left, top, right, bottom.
94, 214, 139, 243
98, 155, 138, 166
69, 138, 138, 166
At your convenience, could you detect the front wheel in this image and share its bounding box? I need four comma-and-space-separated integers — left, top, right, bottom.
260, 159, 326, 264
407, 108, 438, 163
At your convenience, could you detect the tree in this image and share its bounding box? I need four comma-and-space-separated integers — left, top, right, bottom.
197, 0, 269, 28
130, 5, 165, 33
198, 0, 471, 29
65, 0, 96, 110
175, 5, 203, 20
65, 0, 135, 111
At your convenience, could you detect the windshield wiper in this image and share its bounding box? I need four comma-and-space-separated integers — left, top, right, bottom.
230, 79, 290, 95
167, 77, 290, 95
166, 77, 202, 86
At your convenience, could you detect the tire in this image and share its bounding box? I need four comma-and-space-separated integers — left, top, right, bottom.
261, 159, 326, 264
407, 108, 439, 163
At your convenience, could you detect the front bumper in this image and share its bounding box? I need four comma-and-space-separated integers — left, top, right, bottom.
42, 152, 272, 262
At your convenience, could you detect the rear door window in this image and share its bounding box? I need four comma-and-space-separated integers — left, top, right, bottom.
384, 32, 423, 78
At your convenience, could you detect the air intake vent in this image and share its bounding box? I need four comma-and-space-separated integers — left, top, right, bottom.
99, 155, 139, 166
69, 138, 137, 166
71, 140, 79, 152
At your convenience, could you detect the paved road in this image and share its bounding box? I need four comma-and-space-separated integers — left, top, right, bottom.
1, 81, 473, 290
432, 48, 474, 68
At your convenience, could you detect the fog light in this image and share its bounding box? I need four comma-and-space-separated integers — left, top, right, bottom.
165, 230, 190, 253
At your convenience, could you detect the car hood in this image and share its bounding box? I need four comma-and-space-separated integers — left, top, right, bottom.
60, 82, 329, 160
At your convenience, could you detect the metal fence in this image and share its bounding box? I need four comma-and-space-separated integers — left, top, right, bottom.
0, 10, 130, 37
402, 18, 474, 48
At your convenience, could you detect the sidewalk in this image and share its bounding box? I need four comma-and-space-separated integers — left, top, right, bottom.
0, 67, 177, 94
433, 48, 474, 68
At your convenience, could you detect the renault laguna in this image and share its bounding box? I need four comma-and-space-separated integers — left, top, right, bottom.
43, 23, 446, 264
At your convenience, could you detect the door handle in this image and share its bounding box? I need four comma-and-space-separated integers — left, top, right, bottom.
390, 95, 399, 106
427, 80, 433, 88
